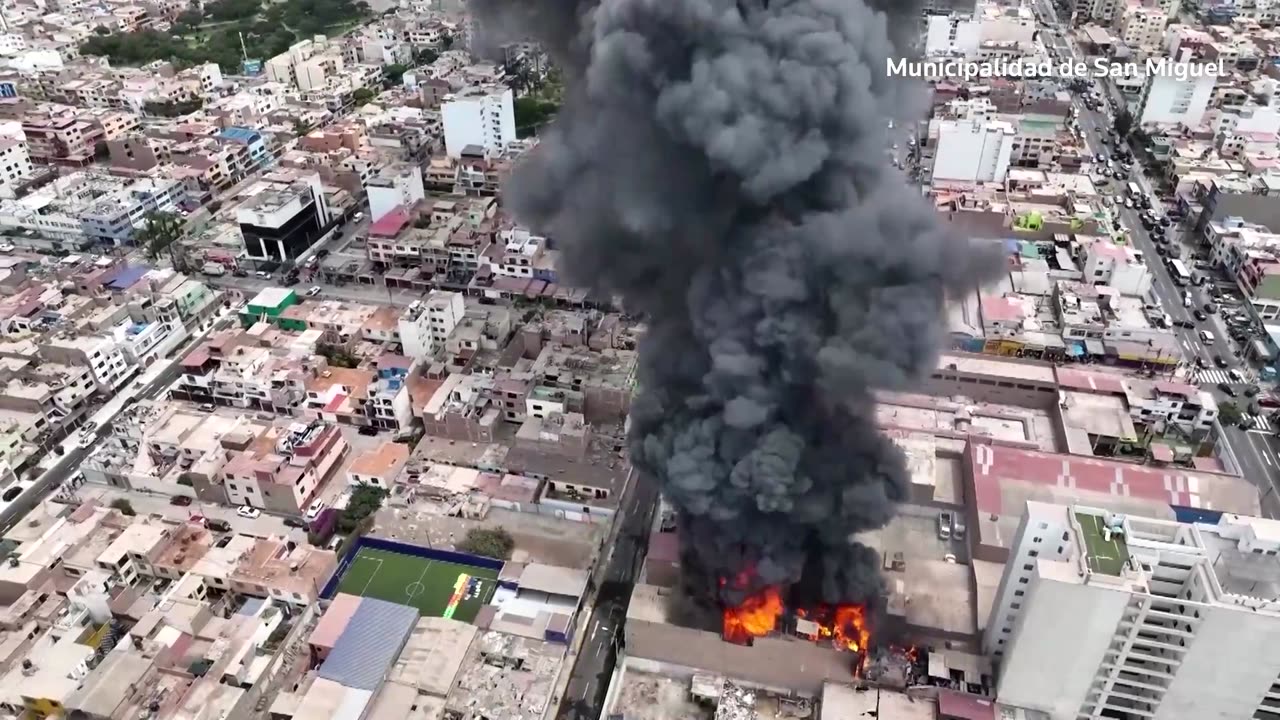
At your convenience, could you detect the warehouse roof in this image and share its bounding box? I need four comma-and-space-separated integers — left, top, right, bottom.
318, 598, 419, 691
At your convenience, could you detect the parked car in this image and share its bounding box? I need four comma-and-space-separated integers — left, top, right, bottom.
236, 505, 261, 519
937, 511, 953, 540
206, 518, 232, 532
198, 403, 215, 412
306, 286, 322, 297
1244, 385, 1260, 397
1204, 302, 1218, 314
283, 517, 308, 529
305, 500, 326, 521
358, 426, 379, 436
170, 495, 193, 506
953, 515, 967, 540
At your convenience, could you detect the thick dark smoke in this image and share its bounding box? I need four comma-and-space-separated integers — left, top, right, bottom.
471, 0, 1003, 615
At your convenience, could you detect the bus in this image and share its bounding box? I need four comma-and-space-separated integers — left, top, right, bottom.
1127, 181, 1141, 198
1169, 258, 1191, 285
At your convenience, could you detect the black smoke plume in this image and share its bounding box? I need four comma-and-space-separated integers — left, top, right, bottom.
471, 0, 1003, 615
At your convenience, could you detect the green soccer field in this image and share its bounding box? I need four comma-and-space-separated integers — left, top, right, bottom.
334, 547, 501, 622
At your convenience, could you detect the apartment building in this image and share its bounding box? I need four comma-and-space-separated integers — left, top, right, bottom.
1119, 1, 1168, 49
221, 420, 348, 515
1080, 237, 1154, 297
398, 291, 465, 359
347, 440, 410, 488
0, 137, 32, 198
40, 334, 136, 393
994, 502, 1280, 720
1136, 59, 1218, 129
80, 177, 186, 246
441, 85, 516, 158
365, 163, 425, 223
1206, 217, 1280, 320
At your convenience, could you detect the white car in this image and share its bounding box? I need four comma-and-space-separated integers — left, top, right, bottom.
305, 500, 326, 520
306, 286, 322, 297
236, 505, 261, 519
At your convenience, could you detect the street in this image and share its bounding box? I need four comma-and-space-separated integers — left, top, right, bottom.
1039, 7, 1280, 515
554, 471, 658, 720
0, 306, 238, 533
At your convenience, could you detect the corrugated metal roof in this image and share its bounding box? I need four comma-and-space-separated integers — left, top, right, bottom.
106, 265, 148, 290
318, 598, 419, 691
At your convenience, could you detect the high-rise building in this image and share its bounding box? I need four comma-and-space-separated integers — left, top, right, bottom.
441, 85, 517, 158
992, 501, 1280, 719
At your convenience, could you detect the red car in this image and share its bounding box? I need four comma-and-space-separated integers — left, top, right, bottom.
1257, 394, 1280, 409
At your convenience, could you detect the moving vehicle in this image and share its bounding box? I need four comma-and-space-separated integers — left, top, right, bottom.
201, 262, 226, 277
170, 495, 193, 507
1201, 330, 1216, 345
236, 505, 261, 519
1169, 259, 1192, 286
305, 286, 322, 297
1219, 382, 1237, 397
1127, 181, 1141, 197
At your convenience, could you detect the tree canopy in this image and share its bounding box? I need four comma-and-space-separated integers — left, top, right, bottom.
79, 0, 370, 71
457, 527, 515, 560
338, 485, 386, 533
138, 211, 185, 262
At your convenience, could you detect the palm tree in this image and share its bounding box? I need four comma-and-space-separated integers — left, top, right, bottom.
137, 211, 184, 266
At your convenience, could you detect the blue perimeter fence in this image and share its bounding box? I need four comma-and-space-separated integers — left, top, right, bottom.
320, 535, 505, 600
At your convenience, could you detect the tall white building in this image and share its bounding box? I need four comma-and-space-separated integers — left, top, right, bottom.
1118, 1, 1168, 50
0, 138, 31, 199
932, 118, 1016, 183
1136, 57, 1218, 128
364, 164, 425, 223
992, 501, 1280, 720
441, 85, 517, 158
398, 291, 466, 359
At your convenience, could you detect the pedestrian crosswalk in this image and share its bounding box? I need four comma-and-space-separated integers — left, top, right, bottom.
1194, 368, 1256, 385
1246, 413, 1274, 434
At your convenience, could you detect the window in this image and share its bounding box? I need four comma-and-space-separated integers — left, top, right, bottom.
1018, 577, 1029, 584
1028, 549, 1039, 557
1023, 563, 1033, 571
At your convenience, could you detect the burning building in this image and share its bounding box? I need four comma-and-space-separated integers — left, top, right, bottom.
473, 0, 1000, 649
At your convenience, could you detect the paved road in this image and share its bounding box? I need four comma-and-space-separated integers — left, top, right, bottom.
207, 273, 429, 308
1046, 23, 1280, 515
555, 471, 658, 720
1, 309, 236, 533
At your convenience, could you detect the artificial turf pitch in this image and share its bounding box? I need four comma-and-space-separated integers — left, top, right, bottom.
334, 546, 500, 622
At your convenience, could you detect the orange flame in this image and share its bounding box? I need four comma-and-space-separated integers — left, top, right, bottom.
795, 603, 871, 654
722, 586, 784, 644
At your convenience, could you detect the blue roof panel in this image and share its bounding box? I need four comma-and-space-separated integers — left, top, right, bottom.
317, 598, 418, 691
106, 265, 148, 290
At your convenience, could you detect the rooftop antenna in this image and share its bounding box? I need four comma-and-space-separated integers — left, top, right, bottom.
239, 32, 249, 63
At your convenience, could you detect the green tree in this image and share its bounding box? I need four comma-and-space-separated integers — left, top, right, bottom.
291, 118, 313, 137
109, 498, 136, 516
338, 485, 386, 533
137, 211, 185, 263
1114, 108, 1134, 139
384, 63, 408, 85
93, 25, 111, 35
1219, 400, 1244, 427
414, 47, 438, 66
316, 343, 358, 368
513, 96, 559, 138
440, 32, 454, 51
457, 527, 515, 560
351, 87, 376, 105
